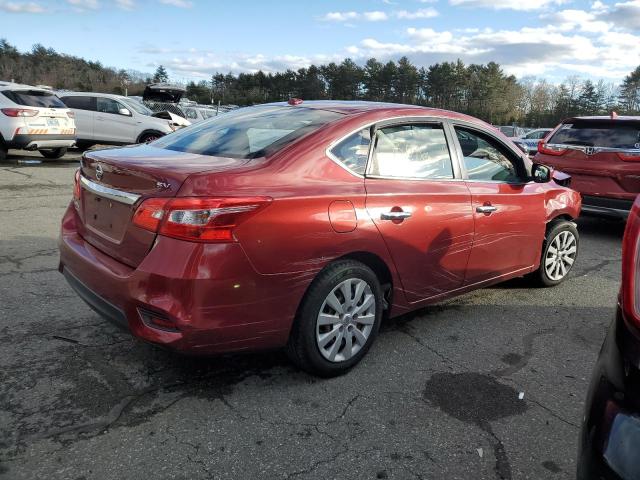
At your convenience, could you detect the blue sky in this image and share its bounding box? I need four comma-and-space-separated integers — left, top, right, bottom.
1, 0, 639, 83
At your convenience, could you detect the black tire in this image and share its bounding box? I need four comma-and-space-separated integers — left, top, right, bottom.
74, 142, 93, 152
39, 147, 67, 159
286, 260, 383, 377
531, 220, 579, 287
138, 131, 163, 144
0, 142, 7, 162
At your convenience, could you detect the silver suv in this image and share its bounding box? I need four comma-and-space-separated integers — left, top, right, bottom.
58, 92, 190, 150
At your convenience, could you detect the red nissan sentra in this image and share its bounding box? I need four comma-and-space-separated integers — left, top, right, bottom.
536, 115, 640, 218
59, 100, 581, 376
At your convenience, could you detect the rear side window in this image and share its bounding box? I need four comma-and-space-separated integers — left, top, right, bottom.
369, 124, 454, 179
61, 96, 95, 111
2, 90, 66, 108
549, 121, 640, 149
154, 105, 342, 159
329, 128, 371, 175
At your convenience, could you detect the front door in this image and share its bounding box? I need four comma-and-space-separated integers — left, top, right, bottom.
365, 121, 474, 304
451, 125, 546, 285
95, 97, 137, 144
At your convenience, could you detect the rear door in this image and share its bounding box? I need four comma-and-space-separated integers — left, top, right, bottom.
364, 119, 474, 303
60, 95, 95, 140
95, 97, 137, 144
451, 124, 546, 285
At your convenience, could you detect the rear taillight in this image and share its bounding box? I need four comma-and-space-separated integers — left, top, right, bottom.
538, 141, 567, 156
67, 111, 75, 119
1, 108, 38, 117
617, 152, 640, 162
73, 169, 81, 210
132, 196, 272, 243
621, 197, 640, 327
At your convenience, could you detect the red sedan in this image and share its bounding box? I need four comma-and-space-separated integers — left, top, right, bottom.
59, 101, 581, 376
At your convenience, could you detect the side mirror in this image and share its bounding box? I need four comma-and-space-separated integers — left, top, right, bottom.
118, 107, 132, 116
532, 163, 552, 183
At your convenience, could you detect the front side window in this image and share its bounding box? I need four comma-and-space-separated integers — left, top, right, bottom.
97, 97, 126, 115
154, 105, 342, 159
369, 124, 454, 180
329, 128, 371, 175
455, 127, 522, 183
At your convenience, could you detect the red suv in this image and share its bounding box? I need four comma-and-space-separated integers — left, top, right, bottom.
536, 116, 640, 218
59, 101, 581, 376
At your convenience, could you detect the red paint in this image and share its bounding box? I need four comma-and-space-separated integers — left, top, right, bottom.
328, 200, 357, 233
59, 101, 581, 355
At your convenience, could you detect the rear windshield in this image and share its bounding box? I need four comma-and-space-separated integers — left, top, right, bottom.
549, 121, 640, 149
2, 90, 67, 108
153, 105, 343, 159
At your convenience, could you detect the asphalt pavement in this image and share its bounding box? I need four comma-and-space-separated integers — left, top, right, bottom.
0, 151, 626, 479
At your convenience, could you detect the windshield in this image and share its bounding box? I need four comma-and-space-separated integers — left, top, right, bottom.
549, 121, 640, 149
122, 98, 153, 116
2, 89, 66, 108
153, 105, 343, 159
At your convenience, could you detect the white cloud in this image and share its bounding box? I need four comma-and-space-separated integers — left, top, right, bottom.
450, 0, 567, 11
321, 11, 359, 22
159, 0, 192, 7
603, 0, 640, 30
0, 1, 46, 13
363, 11, 388, 21
321, 10, 389, 22
394, 8, 438, 19
67, 0, 99, 9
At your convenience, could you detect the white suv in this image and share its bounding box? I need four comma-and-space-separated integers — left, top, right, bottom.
58, 92, 190, 150
0, 82, 76, 160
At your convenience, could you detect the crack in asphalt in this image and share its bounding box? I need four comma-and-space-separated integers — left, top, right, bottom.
284, 446, 379, 479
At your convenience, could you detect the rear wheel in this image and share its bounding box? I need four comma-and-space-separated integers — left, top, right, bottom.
39, 147, 67, 159
0, 142, 7, 162
532, 220, 579, 287
286, 260, 383, 377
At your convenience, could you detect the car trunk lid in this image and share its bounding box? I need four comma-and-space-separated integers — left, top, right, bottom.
77, 144, 250, 267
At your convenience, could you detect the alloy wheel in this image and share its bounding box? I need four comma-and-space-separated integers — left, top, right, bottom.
544, 230, 577, 281
316, 278, 376, 363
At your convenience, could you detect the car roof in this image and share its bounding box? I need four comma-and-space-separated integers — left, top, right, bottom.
263, 100, 486, 124
0, 81, 53, 93
564, 115, 640, 122
58, 91, 123, 100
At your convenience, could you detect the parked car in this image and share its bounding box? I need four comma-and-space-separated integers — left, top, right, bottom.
0, 81, 76, 160
577, 194, 640, 479
58, 100, 581, 376
58, 92, 190, 150
498, 125, 526, 138
514, 128, 553, 155
536, 116, 640, 218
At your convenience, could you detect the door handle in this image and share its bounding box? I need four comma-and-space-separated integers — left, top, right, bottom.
381, 211, 412, 221
476, 205, 498, 214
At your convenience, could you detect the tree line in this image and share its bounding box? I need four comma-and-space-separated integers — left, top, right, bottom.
2, 39, 639, 127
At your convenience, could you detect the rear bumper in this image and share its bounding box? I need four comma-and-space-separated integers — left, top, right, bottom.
581, 195, 634, 219
58, 204, 307, 354
8, 134, 76, 150
578, 308, 640, 479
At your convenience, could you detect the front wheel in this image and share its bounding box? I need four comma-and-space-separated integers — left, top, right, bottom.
39, 147, 67, 159
532, 220, 579, 287
286, 260, 383, 377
